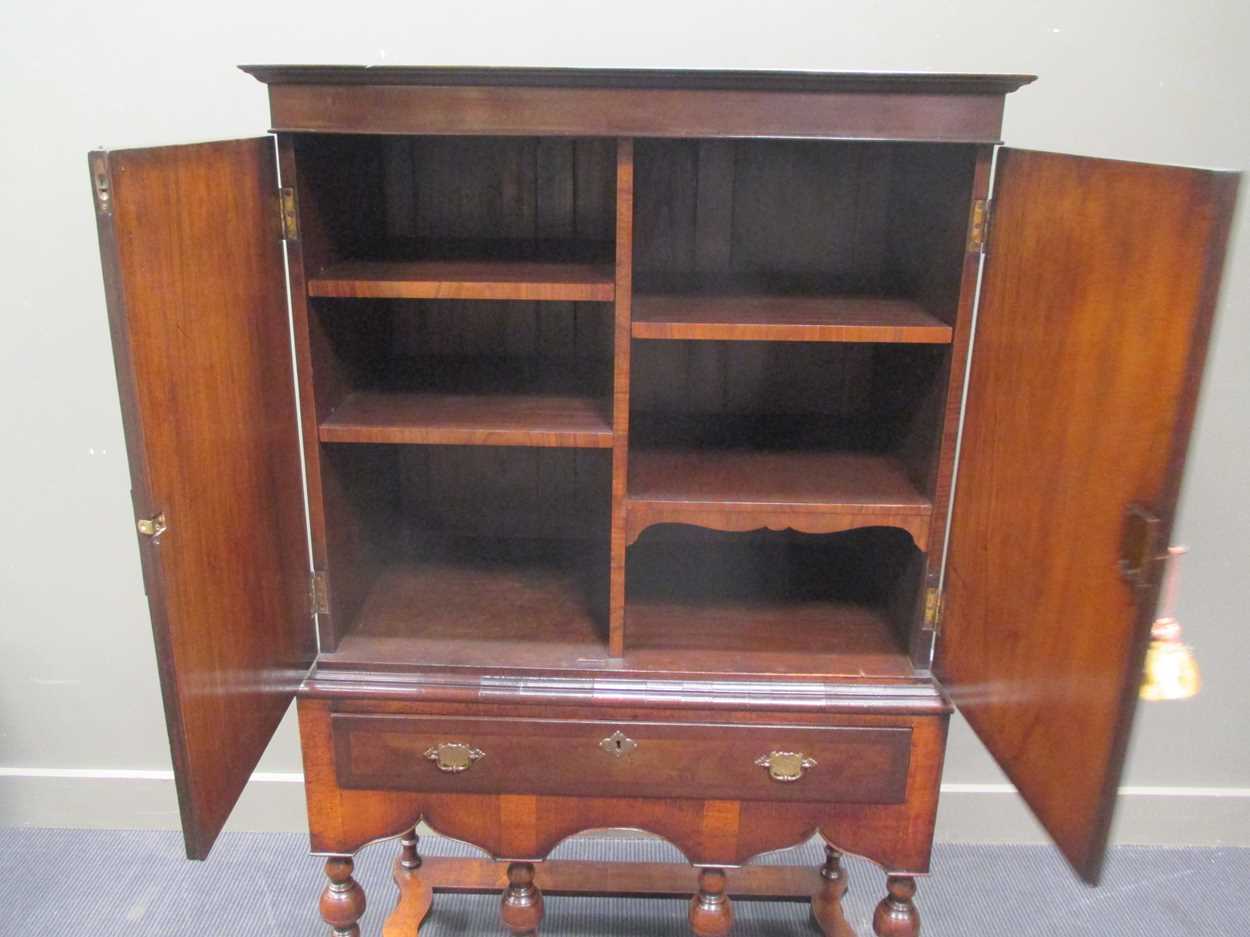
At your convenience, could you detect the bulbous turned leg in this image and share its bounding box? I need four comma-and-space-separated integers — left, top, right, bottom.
320, 857, 366, 937
689, 867, 733, 937
500, 861, 544, 937
810, 846, 849, 936
873, 875, 920, 937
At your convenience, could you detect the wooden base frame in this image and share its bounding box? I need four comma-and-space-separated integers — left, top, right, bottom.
364, 833, 911, 937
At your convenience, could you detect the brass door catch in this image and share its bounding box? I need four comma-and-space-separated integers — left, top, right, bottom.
599, 730, 637, 758
755, 750, 817, 782
1120, 504, 1162, 591
136, 512, 167, 543
423, 742, 484, 773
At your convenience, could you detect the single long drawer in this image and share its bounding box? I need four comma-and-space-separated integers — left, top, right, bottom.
331, 714, 912, 804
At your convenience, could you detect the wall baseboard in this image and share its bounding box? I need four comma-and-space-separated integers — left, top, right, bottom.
2, 770, 1247, 847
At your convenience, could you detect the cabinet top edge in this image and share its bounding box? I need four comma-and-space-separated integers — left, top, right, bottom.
239, 64, 1037, 95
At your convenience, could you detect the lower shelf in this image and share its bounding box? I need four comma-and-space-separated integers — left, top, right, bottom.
321, 540, 609, 671
318, 537, 914, 679
624, 600, 914, 678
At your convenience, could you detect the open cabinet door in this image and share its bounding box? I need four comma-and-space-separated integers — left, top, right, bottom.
937, 149, 1237, 883
90, 139, 314, 859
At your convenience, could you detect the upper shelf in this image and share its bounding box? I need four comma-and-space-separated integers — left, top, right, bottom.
307, 239, 616, 303
632, 293, 952, 344
309, 259, 615, 302
318, 358, 613, 449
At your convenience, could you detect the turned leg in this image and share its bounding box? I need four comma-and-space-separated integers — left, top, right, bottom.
500, 861, 544, 937
873, 875, 920, 937
320, 857, 366, 937
399, 828, 422, 870
689, 867, 733, 937
810, 846, 849, 935
383, 829, 434, 937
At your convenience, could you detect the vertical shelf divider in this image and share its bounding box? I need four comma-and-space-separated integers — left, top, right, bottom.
608, 138, 635, 657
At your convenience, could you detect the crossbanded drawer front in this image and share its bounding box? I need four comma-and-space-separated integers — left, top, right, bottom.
331, 714, 912, 804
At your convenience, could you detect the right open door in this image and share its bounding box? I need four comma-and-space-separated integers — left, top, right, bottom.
937, 149, 1238, 883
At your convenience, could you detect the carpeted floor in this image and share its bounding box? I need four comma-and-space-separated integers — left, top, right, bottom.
0, 829, 1245, 936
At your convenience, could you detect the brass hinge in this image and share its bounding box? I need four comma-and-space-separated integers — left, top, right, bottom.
279, 187, 299, 241
309, 570, 329, 617
923, 586, 944, 631
90, 151, 112, 215
967, 198, 990, 254
136, 512, 167, 543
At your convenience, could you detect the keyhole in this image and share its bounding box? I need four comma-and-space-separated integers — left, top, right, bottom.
612, 738, 624, 752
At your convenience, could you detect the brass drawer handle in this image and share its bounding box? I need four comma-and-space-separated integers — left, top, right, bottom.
755, 750, 817, 782
599, 730, 637, 758
424, 742, 485, 773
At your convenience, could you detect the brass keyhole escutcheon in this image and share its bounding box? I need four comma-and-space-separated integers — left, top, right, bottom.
424, 742, 485, 773
599, 730, 637, 758
755, 750, 817, 782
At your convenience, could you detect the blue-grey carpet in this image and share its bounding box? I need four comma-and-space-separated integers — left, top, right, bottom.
0, 829, 1245, 936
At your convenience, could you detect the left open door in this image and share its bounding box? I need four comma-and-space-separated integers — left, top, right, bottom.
90, 139, 314, 859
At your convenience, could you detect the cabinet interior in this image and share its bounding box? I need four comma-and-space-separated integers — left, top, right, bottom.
295, 133, 978, 678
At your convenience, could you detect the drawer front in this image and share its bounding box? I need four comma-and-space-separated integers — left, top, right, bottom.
331, 714, 911, 804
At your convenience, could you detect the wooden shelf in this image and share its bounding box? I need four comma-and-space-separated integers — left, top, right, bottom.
624, 599, 913, 678
307, 240, 616, 302
320, 390, 612, 448
625, 449, 932, 548
320, 540, 610, 671
318, 358, 613, 448
315, 539, 912, 679
632, 293, 952, 343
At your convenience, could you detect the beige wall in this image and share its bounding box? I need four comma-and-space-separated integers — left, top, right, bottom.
1, 0, 1247, 847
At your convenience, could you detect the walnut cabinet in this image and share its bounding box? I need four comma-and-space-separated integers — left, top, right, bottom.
89, 67, 1239, 936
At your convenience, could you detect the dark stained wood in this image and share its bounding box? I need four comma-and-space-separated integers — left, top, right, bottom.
262, 84, 1009, 143
623, 599, 913, 678
316, 541, 609, 671
626, 450, 932, 549
89, 139, 313, 860
872, 876, 919, 937
690, 868, 733, 937
241, 65, 1035, 95
938, 150, 1240, 883
500, 862, 544, 937
308, 258, 615, 302
277, 135, 352, 651
332, 713, 911, 804
382, 855, 433, 937
608, 139, 635, 657
312, 540, 916, 679
97, 66, 1241, 937
811, 847, 854, 937
897, 145, 991, 664
404, 855, 827, 900
393, 446, 611, 542
321, 857, 367, 937
384, 857, 856, 931
299, 697, 948, 871
632, 294, 953, 343
319, 389, 613, 448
